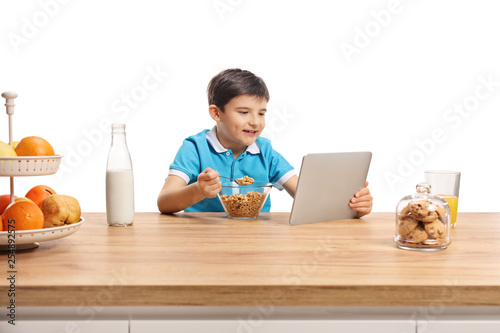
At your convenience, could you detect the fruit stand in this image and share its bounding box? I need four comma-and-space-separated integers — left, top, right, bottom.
0, 91, 83, 250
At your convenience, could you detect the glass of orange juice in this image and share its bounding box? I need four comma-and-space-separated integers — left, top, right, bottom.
424, 170, 461, 227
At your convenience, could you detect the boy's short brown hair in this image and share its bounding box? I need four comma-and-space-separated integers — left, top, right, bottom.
207, 68, 270, 111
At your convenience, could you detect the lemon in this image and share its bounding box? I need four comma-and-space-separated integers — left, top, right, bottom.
15, 197, 36, 204
0, 141, 17, 157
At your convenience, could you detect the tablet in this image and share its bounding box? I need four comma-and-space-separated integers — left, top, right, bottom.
289, 152, 372, 226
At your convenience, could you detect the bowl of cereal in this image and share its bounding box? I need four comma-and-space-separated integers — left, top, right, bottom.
218, 181, 272, 219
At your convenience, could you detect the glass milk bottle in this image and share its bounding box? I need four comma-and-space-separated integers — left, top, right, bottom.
106, 124, 134, 226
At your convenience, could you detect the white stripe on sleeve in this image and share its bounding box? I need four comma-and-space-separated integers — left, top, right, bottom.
168, 169, 190, 184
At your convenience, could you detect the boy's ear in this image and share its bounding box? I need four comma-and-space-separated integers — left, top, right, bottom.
209, 104, 221, 121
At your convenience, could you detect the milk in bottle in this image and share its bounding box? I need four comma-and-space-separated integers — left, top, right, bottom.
106, 124, 134, 226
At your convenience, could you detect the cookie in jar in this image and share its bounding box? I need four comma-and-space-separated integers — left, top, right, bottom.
394, 182, 451, 251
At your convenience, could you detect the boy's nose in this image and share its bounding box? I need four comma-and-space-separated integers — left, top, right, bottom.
248, 114, 260, 126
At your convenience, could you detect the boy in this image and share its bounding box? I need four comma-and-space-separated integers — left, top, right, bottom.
157, 69, 372, 216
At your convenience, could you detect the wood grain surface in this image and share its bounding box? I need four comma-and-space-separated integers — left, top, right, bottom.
1, 212, 499, 306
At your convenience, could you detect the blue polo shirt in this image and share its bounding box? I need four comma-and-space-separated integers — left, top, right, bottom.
168, 127, 295, 212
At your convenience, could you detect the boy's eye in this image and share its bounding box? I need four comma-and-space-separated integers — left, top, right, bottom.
259, 113, 266, 116
239, 111, 248, 115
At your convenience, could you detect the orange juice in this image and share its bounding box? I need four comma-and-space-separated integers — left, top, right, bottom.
440, 194, 458, 226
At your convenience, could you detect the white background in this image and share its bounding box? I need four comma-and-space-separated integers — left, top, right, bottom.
1, 0, 499, 213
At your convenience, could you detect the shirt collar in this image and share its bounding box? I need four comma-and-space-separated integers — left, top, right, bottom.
206, 126, 260, 154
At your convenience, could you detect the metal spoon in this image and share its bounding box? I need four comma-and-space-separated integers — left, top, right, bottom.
219, 176, 256, 185
219, 176, 242, 184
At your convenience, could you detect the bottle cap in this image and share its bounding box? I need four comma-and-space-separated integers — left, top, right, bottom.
112, 124, 126, 132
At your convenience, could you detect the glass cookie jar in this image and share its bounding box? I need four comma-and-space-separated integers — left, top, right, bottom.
394, 182, 451, 251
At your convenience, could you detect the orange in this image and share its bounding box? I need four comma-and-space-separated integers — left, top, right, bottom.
25, 185, 56, 207
14, 136, 55, 156
2, 201, 44, 231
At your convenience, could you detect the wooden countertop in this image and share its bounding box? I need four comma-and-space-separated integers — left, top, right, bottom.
2, 212, 500, 307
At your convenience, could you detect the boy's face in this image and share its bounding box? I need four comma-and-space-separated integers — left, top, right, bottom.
210, 94, 267, 152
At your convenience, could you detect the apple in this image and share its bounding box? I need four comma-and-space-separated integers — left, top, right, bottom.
2, 195, 37, 215
40, 195, 81, 228
0, 194, 18, 215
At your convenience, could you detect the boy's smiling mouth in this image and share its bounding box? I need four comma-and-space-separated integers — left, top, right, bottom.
243, 130, 258, 136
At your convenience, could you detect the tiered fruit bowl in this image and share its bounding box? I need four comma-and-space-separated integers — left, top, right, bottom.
0, 219, 84, 250
0, 156, 62, 176
0, 91, 83, 250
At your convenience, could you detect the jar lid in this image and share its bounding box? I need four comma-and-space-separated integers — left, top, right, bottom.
416, 182, 431, 194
